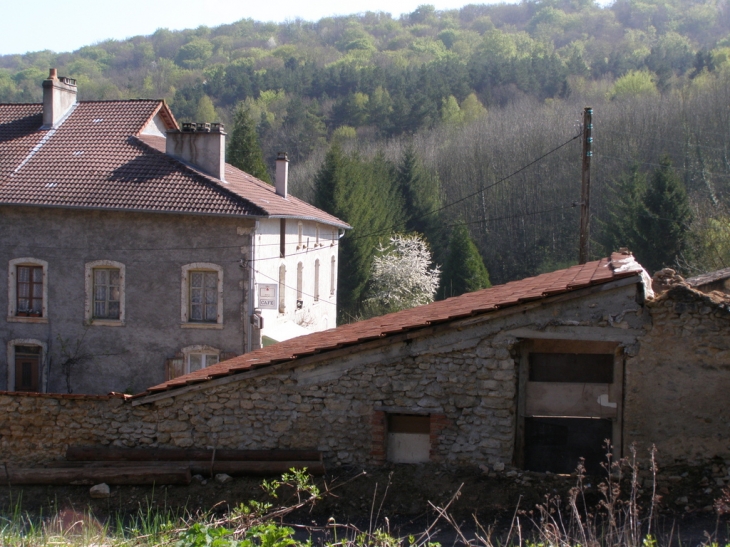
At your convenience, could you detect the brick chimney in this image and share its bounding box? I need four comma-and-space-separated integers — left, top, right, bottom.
42, 68, 77, 129
275, 152, 289, 198
166, 122, 226, 181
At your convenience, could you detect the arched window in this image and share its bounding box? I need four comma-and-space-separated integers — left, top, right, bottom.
278, 264, 286, 313
296, 262, 303, 307
314, 259, 320, 302
330, 256, 336, 295
7, 339, 47, 392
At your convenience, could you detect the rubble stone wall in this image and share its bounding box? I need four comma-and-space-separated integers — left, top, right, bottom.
625, 285, 730, 463
0, 283, 649, 468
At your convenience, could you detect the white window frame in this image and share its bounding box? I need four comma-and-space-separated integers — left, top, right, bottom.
181, 345, 221, 374
7, 339, 47, 392
85, 260, 125, 326
297, 222, 304, 250
181, 263, 224, 329
7, 258, 48, 323
278, 263, 286, 314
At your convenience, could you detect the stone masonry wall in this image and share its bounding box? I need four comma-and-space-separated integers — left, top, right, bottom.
0, 282, 647, 469
624, 285, 730, 464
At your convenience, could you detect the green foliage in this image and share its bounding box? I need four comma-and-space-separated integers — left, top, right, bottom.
635, 155, 693, 272
195, 95, 218, 123
440, 224, 491, 298
314, 144, 403, 320
602, 158, 692, 273
609, 69, 659, 100
227, 103, 271, 183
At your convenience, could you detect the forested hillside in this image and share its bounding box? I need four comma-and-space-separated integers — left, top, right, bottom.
3, 0, 730, 320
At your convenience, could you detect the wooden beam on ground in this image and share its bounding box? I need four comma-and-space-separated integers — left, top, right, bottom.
3, 465, 191, 485
66, 446, 321, 463
48, 459, 326, 476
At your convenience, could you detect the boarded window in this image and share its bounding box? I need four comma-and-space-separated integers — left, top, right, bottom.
16, 266, 43, 315
529, 353, 613, 383
524, 417, 612, 474
387, 414, 430, 463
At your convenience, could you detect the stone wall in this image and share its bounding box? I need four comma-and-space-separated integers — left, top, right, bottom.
0, 281, 652, 469
624, 285, 730, 463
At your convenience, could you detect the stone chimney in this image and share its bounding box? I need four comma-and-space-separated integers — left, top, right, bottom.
42, 68, 77, 128
166, 122, 226, 181
275, 152, 289, 198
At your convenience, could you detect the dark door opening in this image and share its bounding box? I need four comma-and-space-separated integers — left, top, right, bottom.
524, 417, 612, 475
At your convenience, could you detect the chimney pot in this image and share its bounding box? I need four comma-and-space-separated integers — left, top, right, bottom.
166, 121, 226, 181
276, 152, 289, 198
42, 68, 77, 128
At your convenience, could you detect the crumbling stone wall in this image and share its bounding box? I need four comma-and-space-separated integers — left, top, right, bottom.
0, 282, 647, 469
624, 285, 730, 463
0, 338, 518, 468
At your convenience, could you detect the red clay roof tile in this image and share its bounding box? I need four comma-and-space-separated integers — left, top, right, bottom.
0, 100, 348, 228
137, 254, 644, 398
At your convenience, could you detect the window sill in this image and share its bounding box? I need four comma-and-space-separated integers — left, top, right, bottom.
86, 319, 125, 327
181, 322, 224, 330
7, 316, 48, 324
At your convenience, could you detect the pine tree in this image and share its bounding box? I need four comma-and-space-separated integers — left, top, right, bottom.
226, 103, 271, 183
314, 144, 404, 320
600, 163, 646, 256
634, 155, 692, 272
440, 224, 491, 298
396, 144, 445, 262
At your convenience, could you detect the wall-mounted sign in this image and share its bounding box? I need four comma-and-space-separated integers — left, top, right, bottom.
257, 283, 278, 309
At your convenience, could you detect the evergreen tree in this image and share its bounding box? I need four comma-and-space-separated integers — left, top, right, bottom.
440, 224, 491, 298
396, 144, 445, 261
226, 103, 271, 183
314, 144, 404, 321
194, 95, 217, 123
634, 155, 693, 272
600, 163, 646, 256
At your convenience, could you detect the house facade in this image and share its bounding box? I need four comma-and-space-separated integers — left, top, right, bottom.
0, 69, 348, 395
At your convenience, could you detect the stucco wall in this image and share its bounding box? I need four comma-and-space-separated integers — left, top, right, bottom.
255, 218, 338, 336
624, 285, 730, 463
0, 206, 254, 394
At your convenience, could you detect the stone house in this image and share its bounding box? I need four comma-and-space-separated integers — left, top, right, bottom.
0, 69, 349, 395
4, 251, 727, 473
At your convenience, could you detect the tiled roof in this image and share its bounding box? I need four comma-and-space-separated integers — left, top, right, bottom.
0, 100, 349, 227
138, 252, 645, 398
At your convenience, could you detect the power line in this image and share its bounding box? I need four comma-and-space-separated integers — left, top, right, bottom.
332, 130, 584, 243
596, 153, 730, 178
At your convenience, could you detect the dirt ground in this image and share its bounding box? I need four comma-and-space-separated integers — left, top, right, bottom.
0, 461, 728, 544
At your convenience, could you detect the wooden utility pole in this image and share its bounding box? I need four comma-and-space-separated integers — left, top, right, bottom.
578, 107, 593, 264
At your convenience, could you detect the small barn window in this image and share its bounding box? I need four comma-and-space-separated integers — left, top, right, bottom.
387, 414, 430, 463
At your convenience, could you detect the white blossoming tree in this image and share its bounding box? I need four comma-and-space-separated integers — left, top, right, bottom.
363, 234, 440, 317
